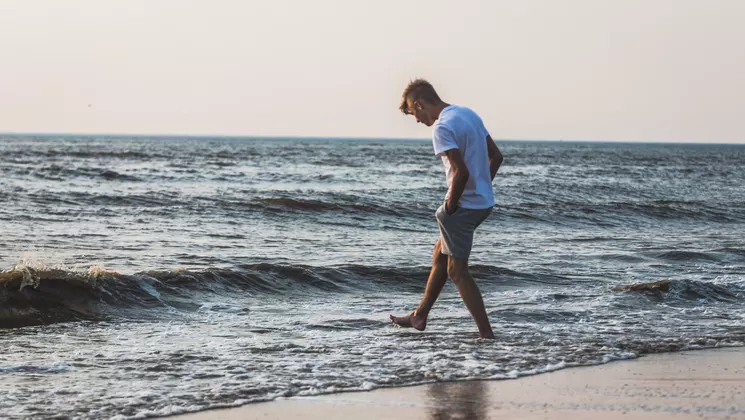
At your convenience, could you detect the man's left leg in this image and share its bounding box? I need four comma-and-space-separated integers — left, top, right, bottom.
447, 257, 494, 339
390, 239, 449, 331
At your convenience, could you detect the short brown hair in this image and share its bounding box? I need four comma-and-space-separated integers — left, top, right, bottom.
399, 79, 442, 114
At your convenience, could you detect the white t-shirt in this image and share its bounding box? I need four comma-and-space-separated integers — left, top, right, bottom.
432, 105, 495, 209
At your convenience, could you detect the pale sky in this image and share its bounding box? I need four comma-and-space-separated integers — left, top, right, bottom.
1, 0, 743, 142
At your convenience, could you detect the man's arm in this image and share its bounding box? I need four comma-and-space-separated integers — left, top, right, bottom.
486, 135, 503, 181
444, 148, 470, 215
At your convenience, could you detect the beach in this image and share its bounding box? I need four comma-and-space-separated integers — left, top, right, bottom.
3, 1, 745, 419
1, 137, 744, 419
168, 347, 745, 420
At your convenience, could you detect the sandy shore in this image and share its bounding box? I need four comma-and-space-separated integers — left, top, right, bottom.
165, 347, 745, 420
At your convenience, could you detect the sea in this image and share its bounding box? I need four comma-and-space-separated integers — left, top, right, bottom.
1, 135, 744, 419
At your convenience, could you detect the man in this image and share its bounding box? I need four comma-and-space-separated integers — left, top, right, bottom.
390, 79, 504, 339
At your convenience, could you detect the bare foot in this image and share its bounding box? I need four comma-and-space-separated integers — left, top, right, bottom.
389, 311, 427, 331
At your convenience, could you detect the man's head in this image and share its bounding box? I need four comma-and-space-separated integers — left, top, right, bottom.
399, 79, 445, 127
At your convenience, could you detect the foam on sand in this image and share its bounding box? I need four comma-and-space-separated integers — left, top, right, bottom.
163, 347, 745, 420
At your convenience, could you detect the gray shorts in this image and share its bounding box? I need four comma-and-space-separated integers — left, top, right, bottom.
435, 202, 493, 260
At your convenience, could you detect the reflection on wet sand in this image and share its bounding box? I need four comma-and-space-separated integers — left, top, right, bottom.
427, 380, 488, 420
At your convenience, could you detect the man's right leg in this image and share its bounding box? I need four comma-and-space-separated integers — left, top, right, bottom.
390, 239, 449, 330
447, 257, 494, 339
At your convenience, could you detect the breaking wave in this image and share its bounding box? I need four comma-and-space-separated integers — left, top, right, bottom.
2, 262, 744, 328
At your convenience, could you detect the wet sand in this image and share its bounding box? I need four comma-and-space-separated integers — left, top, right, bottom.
165, 347, 745, 419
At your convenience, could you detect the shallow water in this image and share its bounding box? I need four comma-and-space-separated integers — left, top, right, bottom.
1, 136, 744, 419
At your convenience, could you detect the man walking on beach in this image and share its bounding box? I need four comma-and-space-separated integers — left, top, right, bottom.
390, 79, 503, 339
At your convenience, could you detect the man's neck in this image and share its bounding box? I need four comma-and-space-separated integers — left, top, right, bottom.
432, 101, 451, 121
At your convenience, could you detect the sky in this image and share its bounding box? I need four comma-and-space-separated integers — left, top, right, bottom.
0, 0, 743, 143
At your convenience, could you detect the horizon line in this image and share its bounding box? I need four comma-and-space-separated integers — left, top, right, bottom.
1, 131, 743, 146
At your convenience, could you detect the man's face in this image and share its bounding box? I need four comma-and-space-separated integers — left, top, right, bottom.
407, 98, 435, 127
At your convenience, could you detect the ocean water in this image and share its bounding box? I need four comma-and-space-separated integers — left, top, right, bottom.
1, 135, 744, 419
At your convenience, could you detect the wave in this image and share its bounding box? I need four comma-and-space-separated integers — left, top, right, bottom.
714, 247, 745, 261
0, 148, 160, 160
0, 263, 578, 328
25, 189, 741, 225
11, 260, 740, 330
669, 279, 745, 303
13, 191, 420, 218
653, 250, 722, 263
6, 262, 740, 328
52, 150, 156, 159
19, 190, 742, 225
257, 197, 403, 215
498, 199, 745, 224
0, 266, 167, 328
612, 279, 745, 303
25, 164, 142, 182
4, 146, 262, 161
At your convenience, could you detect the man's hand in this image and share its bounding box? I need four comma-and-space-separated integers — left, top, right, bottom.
444, 148, 470, 213
486, 135, 503, 181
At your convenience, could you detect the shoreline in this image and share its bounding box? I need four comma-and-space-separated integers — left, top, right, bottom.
162, 346, 745, 420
